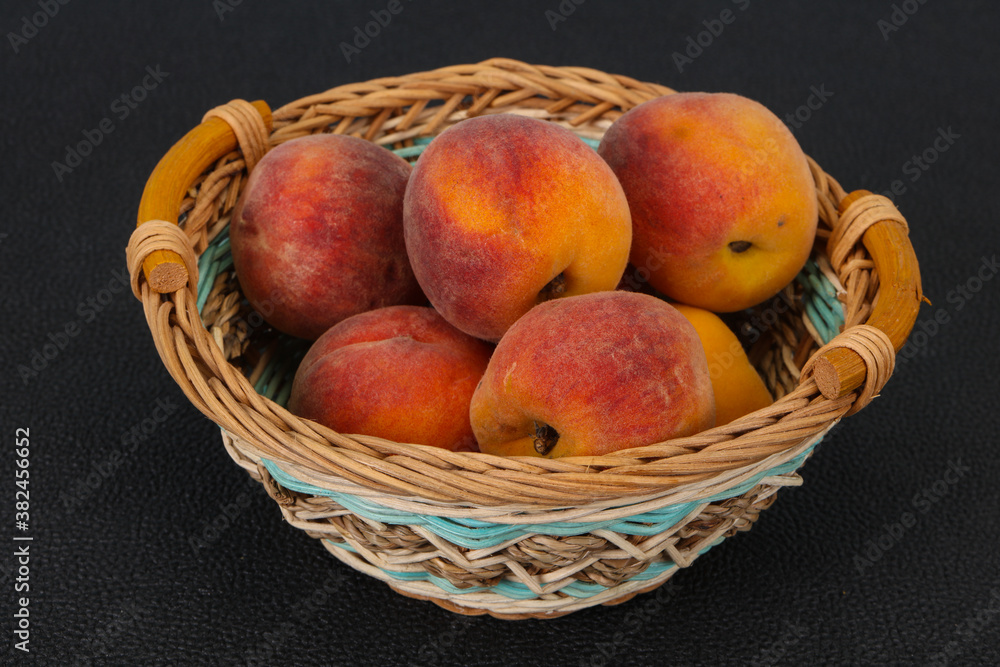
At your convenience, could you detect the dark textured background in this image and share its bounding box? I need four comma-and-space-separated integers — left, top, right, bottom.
2, 0, 999, 664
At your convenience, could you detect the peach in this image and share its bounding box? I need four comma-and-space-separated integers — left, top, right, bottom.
671, 303, 773, 425
288, 306, 492, 452
403, 113, 632, 342
598, 92, 818, 312
470, 291, 715, 458
230, 134, 423, 340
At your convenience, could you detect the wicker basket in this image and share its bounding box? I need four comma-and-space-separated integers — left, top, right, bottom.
126, 58, 922, 620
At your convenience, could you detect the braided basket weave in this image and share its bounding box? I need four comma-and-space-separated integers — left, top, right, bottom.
126, 59, 922, 619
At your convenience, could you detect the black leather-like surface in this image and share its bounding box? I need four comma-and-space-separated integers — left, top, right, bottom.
3, 1, 999, 664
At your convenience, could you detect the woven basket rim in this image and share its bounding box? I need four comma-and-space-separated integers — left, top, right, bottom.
128, 58, 919, 509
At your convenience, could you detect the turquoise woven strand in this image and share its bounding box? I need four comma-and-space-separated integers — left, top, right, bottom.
390, 135, 435, 159
393, 135, 600, 160
326, 538, 718, 599
260, 439, 818, 550
797, 260, 844, 344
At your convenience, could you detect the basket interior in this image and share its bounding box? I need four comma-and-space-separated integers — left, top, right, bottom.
191, 134, 845, 414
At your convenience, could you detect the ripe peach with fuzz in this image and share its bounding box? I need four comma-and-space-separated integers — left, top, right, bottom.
231, 134, 423, 340
671, 303, 773, 425
598, 92, 818, 312
404, 113, 632, 341
470, 291, 715, 458
289, 306, 492, 452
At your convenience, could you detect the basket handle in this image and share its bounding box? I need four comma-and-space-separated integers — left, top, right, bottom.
133, 99, 273, 294
806, 189, 922, 402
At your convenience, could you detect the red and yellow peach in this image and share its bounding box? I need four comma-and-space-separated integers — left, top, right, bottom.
231, 134, 423, 340
470, 291, 715, 458
403, 113, 632, 342
289, 306, 493, 452
598, 92, 818, 312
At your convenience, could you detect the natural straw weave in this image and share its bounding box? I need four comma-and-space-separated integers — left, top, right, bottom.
127, 58, 919, 619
